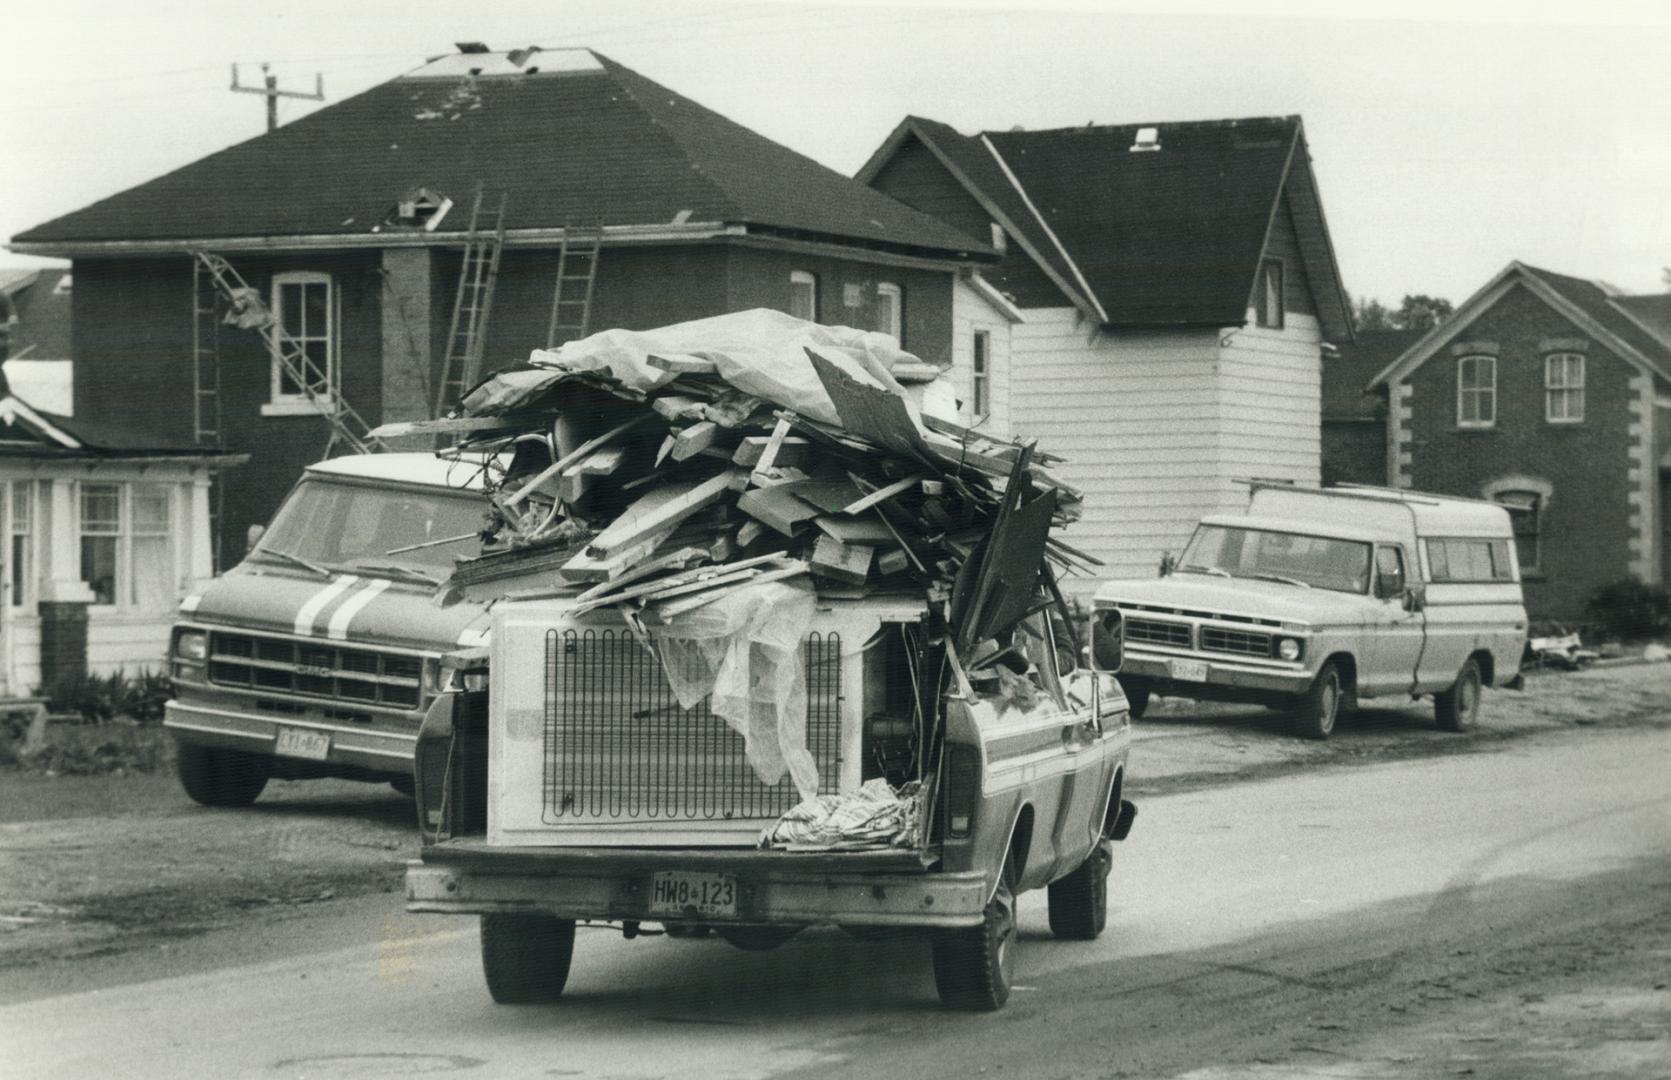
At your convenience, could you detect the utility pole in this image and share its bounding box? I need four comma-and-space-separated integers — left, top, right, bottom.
231, 63, 324, 132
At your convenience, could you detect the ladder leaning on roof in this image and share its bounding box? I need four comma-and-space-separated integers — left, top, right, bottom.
434, 185, 509, 416
192, 251, 387, 458
545, 221, 602, 350
190, 257, 226, 569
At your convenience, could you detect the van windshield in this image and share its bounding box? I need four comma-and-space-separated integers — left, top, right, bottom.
1179, 525, 1371, 594
253, 479, 483, 578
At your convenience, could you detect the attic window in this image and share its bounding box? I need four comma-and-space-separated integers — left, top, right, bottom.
387, 188, 453, 231
1130, 126, 1161, 153
1255, 258, 1285, 329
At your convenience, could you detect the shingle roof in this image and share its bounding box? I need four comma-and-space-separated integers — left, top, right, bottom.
984, 118, 1299, 327
14, 50, 989, 261
1605, 293, 1671, 360
1519, 264, 1671, 374
1326, 329, 1419, 419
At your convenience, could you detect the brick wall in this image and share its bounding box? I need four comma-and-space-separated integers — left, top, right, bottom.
1401, 282, 1638, 620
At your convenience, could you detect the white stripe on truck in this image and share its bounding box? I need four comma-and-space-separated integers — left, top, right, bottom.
293, 575, 359, 637
326, 578, 391, 641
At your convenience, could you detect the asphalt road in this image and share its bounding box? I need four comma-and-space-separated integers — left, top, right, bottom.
3, 724, 1668, 1080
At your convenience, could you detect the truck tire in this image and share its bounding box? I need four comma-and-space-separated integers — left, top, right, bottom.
1047, 840, 1110, 940
1117, 678, 1150, 721
931, 861, 1017, 1010
1435, 657, 1482, 733
480, 913, 575, 1004
176, 742, 269, 807
1292, 661, 1342, 740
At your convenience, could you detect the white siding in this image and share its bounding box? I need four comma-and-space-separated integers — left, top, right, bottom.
5, 618, 42, 693
87, 615, 170, 676
949, 279, 1014, 438
1008, 307, 1224, 589
1216, 312, 1324, 489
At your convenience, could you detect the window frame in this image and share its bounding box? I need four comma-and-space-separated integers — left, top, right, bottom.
1544, 352, 1585, 424
77, 481, 178, 612
1423, 536, 1518, 584
788, 270, 818, 323
267, 270, 337, 413
1255, 258, 1285, 330
6, 481, 33, 610
1456, 354, 1497, 429
1492, 491, 1543, 575
875, 282, 903, 344
971, 329, 991, 422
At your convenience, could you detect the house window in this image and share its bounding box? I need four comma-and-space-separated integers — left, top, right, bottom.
1456, 355, 1496, 427
972, 330, 991, 422
1255, 258, 1284, 329
1545, 353, 1585, 423
8, 482, 31, 608
79, 482, 176, 610
789, 271, 817, 322
876, 282, 903, 344
1493, 491, 1543, 574
270, 271, 336, 407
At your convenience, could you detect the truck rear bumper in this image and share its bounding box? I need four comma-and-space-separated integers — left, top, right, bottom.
405, 843, 987, 928
1121, 652, 1313, 697
164, 699, 416, 775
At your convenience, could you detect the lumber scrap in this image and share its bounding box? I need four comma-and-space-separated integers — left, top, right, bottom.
649, 562, 811, 620
647, 354, 717, 375
368, 413, 548, 439
507, 414, 651, 507
841, 473, 920, 515
810, 534, 873, 585
560, 524, 678, 583
573, 546, 710, 605
732, 433, 810, 469
669, 420, 719, 462
570, 553, 790, 615
737, 485, 819, 537
813, 514, 894, 545
651, 395, 708, 422
587, 470, 739, 558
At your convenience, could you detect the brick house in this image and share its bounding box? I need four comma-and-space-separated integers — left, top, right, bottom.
858, 115, 1353, 588
1320, 328, 1419, 488
7, 47, 993, 564
1365, 261, 1671, 620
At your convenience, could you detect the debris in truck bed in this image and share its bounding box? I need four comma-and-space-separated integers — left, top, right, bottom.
370, 307, 1094, 795
760, 778, 923, 851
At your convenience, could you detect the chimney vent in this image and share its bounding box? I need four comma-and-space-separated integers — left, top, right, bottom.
455, 42, 490, 54
1130, 126, 1161, 152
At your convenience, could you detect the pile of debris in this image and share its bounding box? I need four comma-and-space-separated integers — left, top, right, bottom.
375, 309, 1094, 635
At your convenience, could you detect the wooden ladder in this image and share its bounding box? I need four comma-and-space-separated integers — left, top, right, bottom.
192, 252, 386, 459
545, 222, 603, 349
435, 186, 508, 415
190, 257, 225, 569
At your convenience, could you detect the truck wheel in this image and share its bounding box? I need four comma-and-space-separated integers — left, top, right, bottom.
176, 742, 269, 807
1047, 839, 1110, 940
480, 913, 575, 1004
1117, 678, 1150, 721
932, 862, 1017, 1010
1435, 658, 1482, 733
1292, 662, 1342, 740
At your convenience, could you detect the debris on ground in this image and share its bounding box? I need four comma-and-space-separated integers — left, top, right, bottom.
1523, 624, 1600, 671
759, 778, 923, 851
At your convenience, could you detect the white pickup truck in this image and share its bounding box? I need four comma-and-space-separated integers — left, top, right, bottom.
1093, 485, 1528, 738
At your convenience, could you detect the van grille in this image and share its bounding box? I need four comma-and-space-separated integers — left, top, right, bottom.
208, 631, 425, 710
542, 629, 841, 824
1124, 617, 1192, 649
1200, 627, 1272, 658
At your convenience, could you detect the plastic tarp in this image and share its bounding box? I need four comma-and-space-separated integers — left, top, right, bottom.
652, 578, 821, 801
760, 778, 923, 851
526, 308, 936, 429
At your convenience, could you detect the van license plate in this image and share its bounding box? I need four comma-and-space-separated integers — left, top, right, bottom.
649, 871, 737, 917
1169, 659, 1209, 683
274, 727, 331, 761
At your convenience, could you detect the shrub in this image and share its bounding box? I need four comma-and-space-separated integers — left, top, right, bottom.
1584, 579, 1671, 642
42, 668, 172, 724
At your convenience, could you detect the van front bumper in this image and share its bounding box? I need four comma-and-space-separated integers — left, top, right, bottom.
164, 698, 417, 774
1120, 651, 1314, 696
406, 842, 987, 928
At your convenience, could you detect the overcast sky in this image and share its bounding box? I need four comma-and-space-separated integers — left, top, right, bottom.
4, 0, 1668, 306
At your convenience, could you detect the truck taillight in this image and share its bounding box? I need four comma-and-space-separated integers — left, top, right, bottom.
943, 744, 982, 838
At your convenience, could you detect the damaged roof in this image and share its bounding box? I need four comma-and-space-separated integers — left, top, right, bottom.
12, 49, 991, 263
858, 115, 1353, 339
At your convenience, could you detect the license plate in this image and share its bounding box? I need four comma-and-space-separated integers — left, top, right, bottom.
274, 726, 331, 761
648, 871, 738, 918
1169, 659, 1210, 683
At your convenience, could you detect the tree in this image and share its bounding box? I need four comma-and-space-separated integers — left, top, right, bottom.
1351, 293, 1454, 333
1353, 296, 1395, 332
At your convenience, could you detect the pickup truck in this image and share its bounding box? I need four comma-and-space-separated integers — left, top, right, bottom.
1093, 484, 1528, 739
405, 599, 1136, 1011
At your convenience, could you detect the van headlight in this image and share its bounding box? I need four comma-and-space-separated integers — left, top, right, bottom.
1277, 637, 1302, 662
175, 630, 208, 661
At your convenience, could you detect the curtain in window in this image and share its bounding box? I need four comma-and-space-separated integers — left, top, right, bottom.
130, 485, 174, 610
80, 483, 121, 605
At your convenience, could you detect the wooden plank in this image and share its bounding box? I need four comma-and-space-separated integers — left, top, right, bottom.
732, 433, 810, 469
813, 514, 894, 545
560, 525, 677, 583
840, 473, 920, 515
556, 445, 627, 503
573, 546, 710, 605
573, 553, 791, 614
748, 417, 793, 485
737, 485, 819, 537
788, 477, 865, 515
647, 354, 717, 375
650, 395, 707, 422
506, 414, 651, 507
368, 413, 548, 439
736, 520, 766, 547
669, 420, 719, 462
877, 549, 910, 576
650, 563, 811, 620
810, 534, 873, 585
587, 470, 738, 558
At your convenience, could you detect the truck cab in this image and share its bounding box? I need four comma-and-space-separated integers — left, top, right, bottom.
1094, 484, 1528, 738
163, 454, 492, 805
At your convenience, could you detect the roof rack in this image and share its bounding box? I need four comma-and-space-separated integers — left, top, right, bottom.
1330, 482, 1503, 508
1232, 477, 1444, 507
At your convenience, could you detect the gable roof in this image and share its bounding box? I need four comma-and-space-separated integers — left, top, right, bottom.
857, 114, 1353, 338
1368, 261, 1671, 389
12, 49, 991, 264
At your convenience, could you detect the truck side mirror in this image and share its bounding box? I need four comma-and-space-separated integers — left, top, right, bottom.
1089, 609, 1123, 673
1158, 551, 1176, 577
246, 523, 266, 552
1402, 584, 1426, 613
